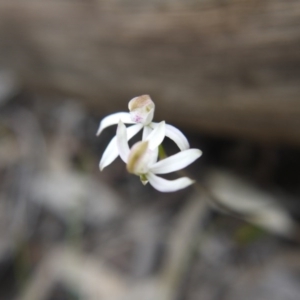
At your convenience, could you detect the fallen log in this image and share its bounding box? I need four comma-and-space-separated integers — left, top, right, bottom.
0, 0, 300, 144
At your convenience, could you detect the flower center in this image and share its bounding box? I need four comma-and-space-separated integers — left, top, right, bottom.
128, 95, 155, 125
126, 141, 150, 175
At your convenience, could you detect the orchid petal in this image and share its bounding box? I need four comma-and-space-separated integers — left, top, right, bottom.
147, 172, 195, 192
96, 112, 134, 136
99, 136, 118, 171
142, 126, 152, 140
150, 149, 202, 174
117, 121, 140, 163
149, 147, 159, 165
100, 123, 142, 170
165, 124, 190, 150
146, 121, 165, 150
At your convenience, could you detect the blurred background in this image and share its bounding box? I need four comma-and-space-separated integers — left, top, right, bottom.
0, 0, 300, 299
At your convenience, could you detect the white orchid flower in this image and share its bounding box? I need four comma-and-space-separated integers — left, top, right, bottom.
96, 95, 189, 170
117, 120, 202, 193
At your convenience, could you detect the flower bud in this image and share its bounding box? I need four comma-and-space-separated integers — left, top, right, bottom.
128, 95, 155, 125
